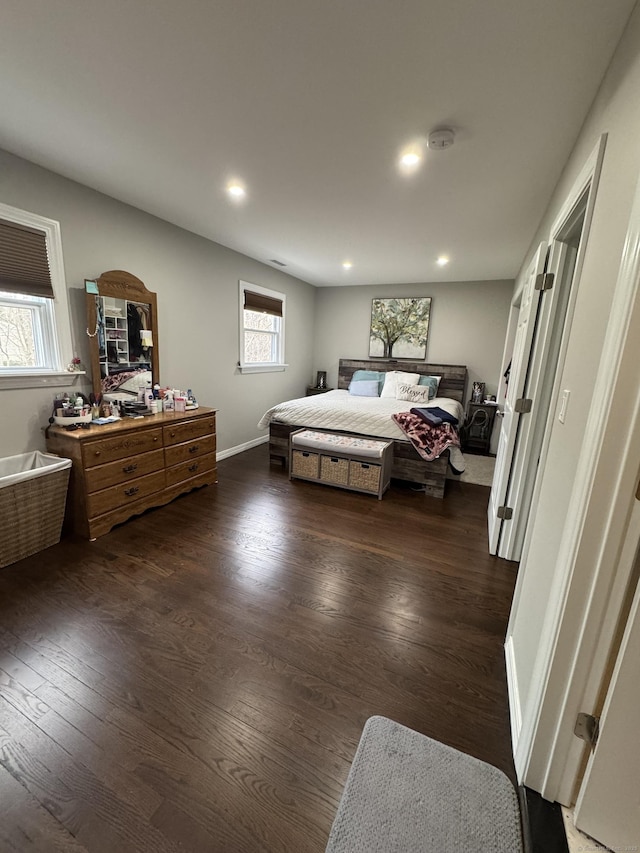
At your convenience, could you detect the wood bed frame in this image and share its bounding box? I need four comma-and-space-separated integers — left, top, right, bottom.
269, 359, 467, 498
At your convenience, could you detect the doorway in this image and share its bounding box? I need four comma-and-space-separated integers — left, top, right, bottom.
489, 186, 591, 563
497, 206, 584, 562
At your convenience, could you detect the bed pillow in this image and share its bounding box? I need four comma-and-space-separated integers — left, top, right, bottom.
380, 370, 420, 399
396, 382, 433, 404
349, 379, 380, 397
350, 369, 384, 395
417, 375, 441, 400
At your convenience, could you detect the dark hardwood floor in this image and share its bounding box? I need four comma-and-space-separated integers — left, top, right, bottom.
0, 445, 518, 852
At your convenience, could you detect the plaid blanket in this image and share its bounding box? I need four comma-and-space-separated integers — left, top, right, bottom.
392, 412, 461, 462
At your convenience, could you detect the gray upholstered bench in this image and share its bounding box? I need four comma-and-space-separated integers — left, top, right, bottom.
289, 429, 393, 499
326, 716, 524, 852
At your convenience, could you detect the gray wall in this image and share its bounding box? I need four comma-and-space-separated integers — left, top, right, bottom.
313, 280, 514, 399
0, 148, 316, 456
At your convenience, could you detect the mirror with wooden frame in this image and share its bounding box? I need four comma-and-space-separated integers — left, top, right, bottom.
85, 270, 159, 400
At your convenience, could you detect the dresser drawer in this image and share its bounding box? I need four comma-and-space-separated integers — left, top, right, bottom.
165, 451, 217, 488
82, 428, 163, 468
163, 416, 216, 447
87, 470, 166, 518
85, 448, 165, 493
164, 434, 216, 467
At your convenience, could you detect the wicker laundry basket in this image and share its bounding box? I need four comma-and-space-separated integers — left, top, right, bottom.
0, 451, 71, 569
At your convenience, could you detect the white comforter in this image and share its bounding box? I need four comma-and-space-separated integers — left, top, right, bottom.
258, 390, 464, 441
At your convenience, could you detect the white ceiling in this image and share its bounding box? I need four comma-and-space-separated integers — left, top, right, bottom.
0, 0, 635, 287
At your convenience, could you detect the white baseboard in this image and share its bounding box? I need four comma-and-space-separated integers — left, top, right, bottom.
216, 434, 268, 461
505, 636, 522, 758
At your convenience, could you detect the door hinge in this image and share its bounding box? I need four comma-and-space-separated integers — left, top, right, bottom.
575, 712, 600, 749
535, 272, 555, 291
497, 506, 513, 520
514, 398, 533, 414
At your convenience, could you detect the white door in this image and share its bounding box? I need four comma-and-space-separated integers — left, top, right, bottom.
488, 243, 546, 554
573, 498, 640, 849
498, 241, 567, 560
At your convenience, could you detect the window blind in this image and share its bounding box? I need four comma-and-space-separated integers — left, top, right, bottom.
244, 288, 283, 317
0, 218, 54, 298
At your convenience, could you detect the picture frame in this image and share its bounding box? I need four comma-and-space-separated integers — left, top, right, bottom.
369, 297, 431, 359
472, 381, 485, 403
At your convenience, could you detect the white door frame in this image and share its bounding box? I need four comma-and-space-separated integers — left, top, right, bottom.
512, 135, 640, 804
530, 162, 640, 803
573, 499, 640, 846
505, 134, 607, 779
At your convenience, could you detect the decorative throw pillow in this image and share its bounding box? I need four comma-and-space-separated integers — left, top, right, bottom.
380, 370, 420, 399
417, 375, 441, 399
396, 382, 432, 404
349, 379, 381, 397
350, 369, 384, 395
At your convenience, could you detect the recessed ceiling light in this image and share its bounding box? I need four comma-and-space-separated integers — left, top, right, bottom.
437, 256, 449, 266
400, 152, 421, 167
226, 182, 246, 200
342, 261, 353, 270
398, 139, 426, 173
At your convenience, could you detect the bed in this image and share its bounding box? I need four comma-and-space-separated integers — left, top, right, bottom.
259, 359, 467, 498
100, 364, 153, 401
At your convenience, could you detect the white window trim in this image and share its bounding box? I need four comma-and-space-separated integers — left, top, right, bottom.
0, 202, 78, 390
238, 280, 288, 373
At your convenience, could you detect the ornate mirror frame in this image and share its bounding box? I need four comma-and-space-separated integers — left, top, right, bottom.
86, 270, 159, 399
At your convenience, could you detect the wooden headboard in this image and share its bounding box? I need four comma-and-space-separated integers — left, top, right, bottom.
338, 359, 467, 403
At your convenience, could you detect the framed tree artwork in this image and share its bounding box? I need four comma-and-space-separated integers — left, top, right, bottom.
369, 297, 432, 359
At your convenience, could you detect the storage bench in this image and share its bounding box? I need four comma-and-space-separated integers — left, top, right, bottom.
289, 429, 393, 499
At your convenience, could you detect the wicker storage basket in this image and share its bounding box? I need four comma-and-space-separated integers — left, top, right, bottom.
291, 450, 319, 480
321, 455, 349, 485
0, 452, 71, 569
349, 460, 381, 492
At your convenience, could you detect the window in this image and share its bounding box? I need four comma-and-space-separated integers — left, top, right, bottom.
238, 281, 287, 373
0, 291, 57, 369
0, 203, 74, 389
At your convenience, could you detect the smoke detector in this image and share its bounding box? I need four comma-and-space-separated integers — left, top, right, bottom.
428, 128, 455, 150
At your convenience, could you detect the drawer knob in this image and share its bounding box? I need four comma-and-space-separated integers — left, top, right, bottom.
188, 463, 199, 473
124, 486, 139, 497
170, 431, 176, 438
189, 445, 199, 454
123, 464, 137, 474
153, 436, 158, 442
94, 450, 101, 457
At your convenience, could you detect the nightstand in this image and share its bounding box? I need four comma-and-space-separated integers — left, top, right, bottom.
463, 402, 498, 455
306, 386, 333, 396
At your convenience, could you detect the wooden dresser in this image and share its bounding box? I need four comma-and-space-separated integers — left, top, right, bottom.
46, 407, 217, 539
